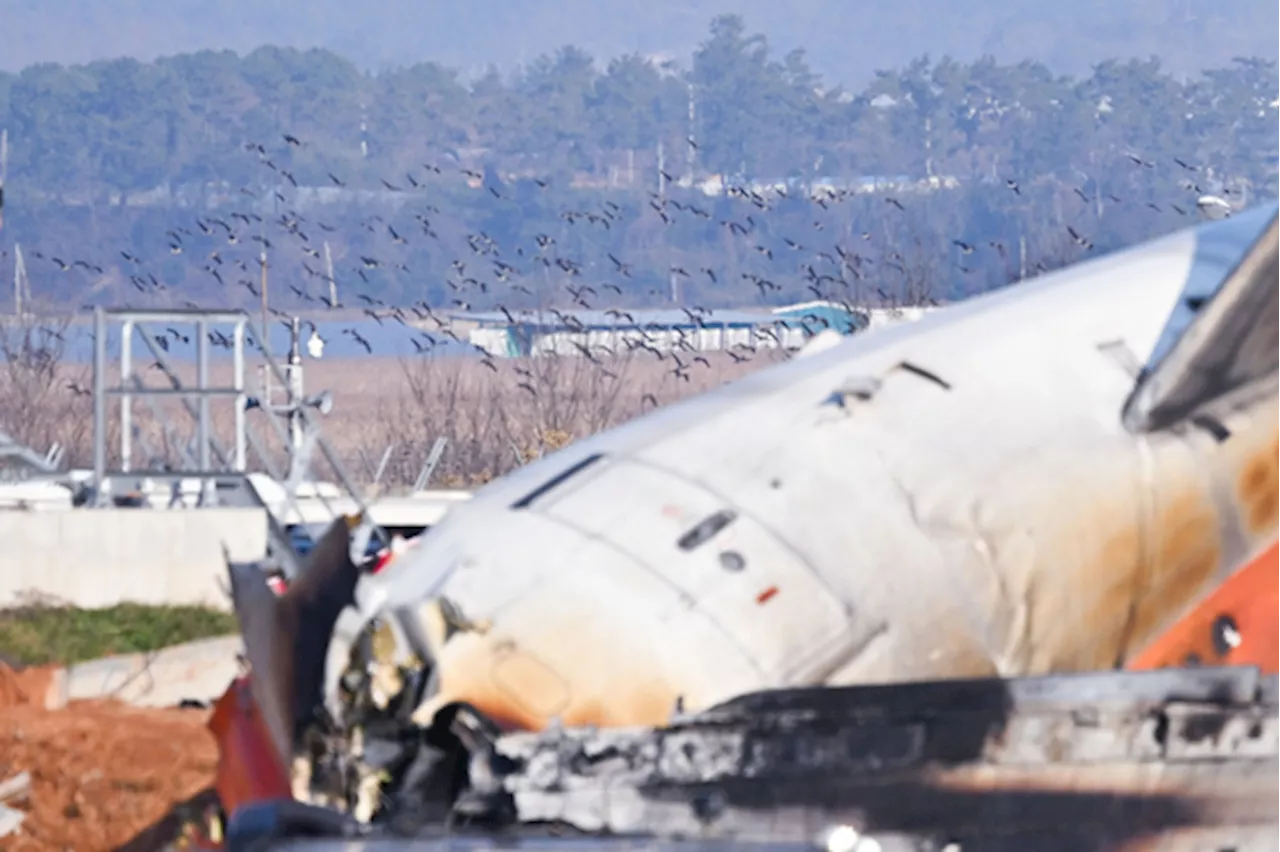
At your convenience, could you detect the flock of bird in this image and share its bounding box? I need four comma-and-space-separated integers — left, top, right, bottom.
5, 129, 1232, 399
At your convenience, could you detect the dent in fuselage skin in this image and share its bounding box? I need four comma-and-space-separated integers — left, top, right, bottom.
952, 397, 1253, 679
405, 530, 768, 732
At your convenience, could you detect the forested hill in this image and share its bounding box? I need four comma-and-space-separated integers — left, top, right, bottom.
3, 14, 1275, 200
0, 16, 1276, 315
1, 0, 1276, 86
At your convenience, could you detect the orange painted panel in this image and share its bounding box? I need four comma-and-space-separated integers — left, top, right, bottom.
1128, 540, 1278, 674
207, 675, 293, 819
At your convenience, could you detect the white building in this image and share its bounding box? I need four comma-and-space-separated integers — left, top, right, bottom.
454, 301, 935, 359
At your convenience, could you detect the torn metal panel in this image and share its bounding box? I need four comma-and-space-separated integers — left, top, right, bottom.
1124, 203, 1279, 433
225, 513, 367, 766
208, 675, 293, 818
0, 807, 25, 840
226, 559, 294, 768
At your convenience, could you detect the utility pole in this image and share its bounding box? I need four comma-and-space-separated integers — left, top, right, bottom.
259, 243, 269, 346
656, 139, 666, 199
323, 240, 337, 308
1, 128, 10, 317
13, 243, 29, 317
686, 83, 696, 186
924, 116, 934, 179
259, 227, 272, 401
0, 129, 7, 235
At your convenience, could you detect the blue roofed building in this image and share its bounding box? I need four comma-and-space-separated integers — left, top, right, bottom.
770, 300, 868, 335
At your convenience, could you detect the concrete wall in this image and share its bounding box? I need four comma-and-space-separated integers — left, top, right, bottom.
61, 635, 244, 707
0, 508, 268, 610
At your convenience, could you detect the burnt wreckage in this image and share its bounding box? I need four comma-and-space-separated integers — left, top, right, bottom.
216, 518, 1280, 852
210, 207, 1280, 850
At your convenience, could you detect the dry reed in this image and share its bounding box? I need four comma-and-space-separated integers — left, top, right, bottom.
0, 315, 787, 490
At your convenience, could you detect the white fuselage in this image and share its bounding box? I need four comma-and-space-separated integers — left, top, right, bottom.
357, 214, 1279, 732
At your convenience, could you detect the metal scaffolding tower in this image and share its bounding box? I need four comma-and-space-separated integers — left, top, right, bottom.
89, 307, 384, 576
91, 308, 250, 496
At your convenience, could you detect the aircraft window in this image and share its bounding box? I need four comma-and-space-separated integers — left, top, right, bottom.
510, 453, 605, 509
677, 509, 737, 551
719, 550, 746, 572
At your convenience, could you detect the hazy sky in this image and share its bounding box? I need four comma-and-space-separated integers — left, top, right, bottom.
1, 0, 1277, 86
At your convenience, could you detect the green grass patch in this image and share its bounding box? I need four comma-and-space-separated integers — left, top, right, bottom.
0, 602, 239, 667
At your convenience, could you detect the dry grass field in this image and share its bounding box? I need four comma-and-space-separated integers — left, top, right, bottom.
0, 317, 789, 490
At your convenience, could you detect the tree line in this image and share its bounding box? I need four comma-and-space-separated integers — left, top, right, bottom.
0, 15, 1276, 313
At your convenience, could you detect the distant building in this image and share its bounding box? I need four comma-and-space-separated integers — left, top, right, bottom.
451, 301, 931, 359
694, 174, 959, 199
771, 300, 864, 332
862, 305, 936, 330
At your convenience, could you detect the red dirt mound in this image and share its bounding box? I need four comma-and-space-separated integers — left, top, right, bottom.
0, 662, 62, 710
0, 691, 217, 851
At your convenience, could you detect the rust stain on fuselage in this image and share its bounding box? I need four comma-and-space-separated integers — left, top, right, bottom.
1238, 430, 1279, 537
422, 626, 683, 733
1125, 490, 1223, 657
1115, 414, 1277, 666
1015, 422, 1274, 674
1014, 475, 1222, 675
1131, 414, 1280, 675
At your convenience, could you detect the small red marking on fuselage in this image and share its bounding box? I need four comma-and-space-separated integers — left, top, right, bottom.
756, 586, 779, 605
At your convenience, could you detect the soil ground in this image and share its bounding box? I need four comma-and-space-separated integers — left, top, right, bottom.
0, 662, 217, 852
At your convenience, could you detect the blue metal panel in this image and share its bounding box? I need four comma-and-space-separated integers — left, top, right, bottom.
772, 302, 863, 334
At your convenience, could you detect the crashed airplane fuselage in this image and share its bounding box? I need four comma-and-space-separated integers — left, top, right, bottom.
327, 203, 1280, 734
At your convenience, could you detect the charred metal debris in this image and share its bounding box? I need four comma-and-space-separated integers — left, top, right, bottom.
220, 521, 1279, 852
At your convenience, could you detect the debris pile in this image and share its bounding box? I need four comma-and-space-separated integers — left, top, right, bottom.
0, 671, 218, 852
0, 771, 30, 839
